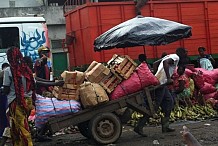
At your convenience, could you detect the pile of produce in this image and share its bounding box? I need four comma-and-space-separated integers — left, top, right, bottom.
129, 103, 217, 127
128, 66, 218, 126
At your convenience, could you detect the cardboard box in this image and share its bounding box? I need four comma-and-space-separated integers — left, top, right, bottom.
61, 71, 85, 84
53, 85, 79, 101
86, 62, 110, 83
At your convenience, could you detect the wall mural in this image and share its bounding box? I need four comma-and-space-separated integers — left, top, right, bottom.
21, 29, 46, 62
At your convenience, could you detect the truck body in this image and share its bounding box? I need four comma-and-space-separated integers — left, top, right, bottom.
0, 17, 50, 68
64, 0, 218, 68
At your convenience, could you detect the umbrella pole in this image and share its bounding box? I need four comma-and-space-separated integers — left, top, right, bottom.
143, 46, 146, 55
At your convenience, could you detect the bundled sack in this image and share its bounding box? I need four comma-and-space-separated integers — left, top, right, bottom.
110, 63, 159, 100
185, 68, 215, 85
35, 94, 81, 128
195, 68, 218, 83
192, 70, 217, 95
136, 63, 159, 87
200, 82, 217, 94
79, 82, 109, 108
184, 68, 193, 77
61, 71, 85, 85
195, 68, 215, 85
192, 71, 205, 89
206, 98, 218, 107
203, 91, 218, 101
109, 72, 141, 100
85, 61, 110, 83
203, 74, 215, 85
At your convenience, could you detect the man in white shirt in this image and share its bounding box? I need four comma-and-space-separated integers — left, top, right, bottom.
134, 47, 187, 136
134, 48, 187, 137
153, 47, 187, 133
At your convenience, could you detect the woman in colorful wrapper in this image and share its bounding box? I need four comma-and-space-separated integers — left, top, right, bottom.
173, 65, 193, 107
3, 47, 35, 146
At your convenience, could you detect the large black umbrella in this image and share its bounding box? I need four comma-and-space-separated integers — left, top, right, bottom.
94, 16, 192, 52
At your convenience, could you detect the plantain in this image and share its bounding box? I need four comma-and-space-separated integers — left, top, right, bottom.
187, 107, 197, 116
176, 107, 182, 118
170, 112, 176, 121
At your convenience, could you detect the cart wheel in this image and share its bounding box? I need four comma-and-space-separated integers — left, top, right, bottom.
78, 121, 91, 139
89, 113, 122, 144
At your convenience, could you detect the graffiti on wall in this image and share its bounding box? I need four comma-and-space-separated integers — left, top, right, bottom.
21, 29, 46, 62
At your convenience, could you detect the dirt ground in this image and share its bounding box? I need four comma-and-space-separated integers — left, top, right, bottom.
33, 118, 218, 146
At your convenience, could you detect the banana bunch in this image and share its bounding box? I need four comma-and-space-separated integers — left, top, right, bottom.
149, 117, 161, 126
170, 111, 176, 122
183, 107, 200, 120
128, 112, 144, 126
128, 119, 138, 127
129, 104, 217, 127
202, 104, 217, 116
172, 106, 183, 119
131, 111, 143, 119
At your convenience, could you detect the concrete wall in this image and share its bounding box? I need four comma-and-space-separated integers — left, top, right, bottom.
0, 0, 44, 8
0, 6, 65, 25
0, 6, 66, 41
48, 25, 66, 40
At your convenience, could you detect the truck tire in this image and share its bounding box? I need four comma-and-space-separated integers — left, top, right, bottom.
78, 121, 92, 139
89, 113, 122, 144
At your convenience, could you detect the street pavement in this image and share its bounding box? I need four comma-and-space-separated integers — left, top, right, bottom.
35, 118, 218, 146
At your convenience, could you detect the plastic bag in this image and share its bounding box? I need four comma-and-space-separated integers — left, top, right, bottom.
35, 94, 81, 128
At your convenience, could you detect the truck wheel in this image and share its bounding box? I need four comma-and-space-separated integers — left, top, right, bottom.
89, 113, 122, 144
78, 121, 91, 139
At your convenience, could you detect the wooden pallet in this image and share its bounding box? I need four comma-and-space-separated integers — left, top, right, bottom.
100, 70, 123, 93
111, 55, 138, 79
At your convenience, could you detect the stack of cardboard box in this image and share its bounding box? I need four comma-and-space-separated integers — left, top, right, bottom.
53, 71, 84, 100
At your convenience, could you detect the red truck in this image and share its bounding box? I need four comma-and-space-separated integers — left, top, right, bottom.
63, 0, 218, 68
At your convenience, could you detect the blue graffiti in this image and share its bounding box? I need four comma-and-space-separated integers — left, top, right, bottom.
21, 29, 46, 62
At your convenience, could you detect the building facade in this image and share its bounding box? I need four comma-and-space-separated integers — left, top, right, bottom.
0, 0, 69, 76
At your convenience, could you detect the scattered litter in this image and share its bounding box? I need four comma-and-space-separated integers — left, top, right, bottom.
153, 140, 159, 145
200, 140, 204, 142
107, 144, 116, 146
204, 123, 211, 126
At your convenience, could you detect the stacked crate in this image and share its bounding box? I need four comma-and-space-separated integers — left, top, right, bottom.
52, 71, 84, 100
85, 61, 123, 93
108, 54, 138, 79
99, 70, 122, 93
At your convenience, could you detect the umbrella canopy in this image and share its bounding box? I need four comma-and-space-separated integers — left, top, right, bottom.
94, 16, 192, 52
